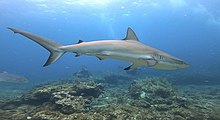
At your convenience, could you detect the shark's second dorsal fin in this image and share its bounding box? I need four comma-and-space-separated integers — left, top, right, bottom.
77, 40, 84, 44
123, 27, 139, 41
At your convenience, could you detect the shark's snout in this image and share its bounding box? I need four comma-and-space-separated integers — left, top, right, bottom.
149, 54, 190, 70
178, 60, 190, 68
169, 59, 190, 69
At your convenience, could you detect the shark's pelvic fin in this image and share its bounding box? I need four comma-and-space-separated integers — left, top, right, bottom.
124, 63, 142, 70
124, 27, 139, 41
8, 27, 65, 67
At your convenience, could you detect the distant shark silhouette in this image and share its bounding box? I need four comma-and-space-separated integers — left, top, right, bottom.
8, 27, 189, 70
0, 71, 28, 83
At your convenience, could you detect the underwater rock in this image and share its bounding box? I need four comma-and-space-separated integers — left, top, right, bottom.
128, 77, 191, 110
51, 82, 104, 114
155, 104, 169, 111
130, 100, 151, 108
129, 77, 175, 100
175, 96, 189, 108
1, 81, 104, 115
154, 87, 174, 98
173, 115, 185, 120
32, 110, 64, 120
1, 103, 17, 110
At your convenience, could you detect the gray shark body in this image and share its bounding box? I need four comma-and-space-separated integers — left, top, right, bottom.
8, 27, 189, 70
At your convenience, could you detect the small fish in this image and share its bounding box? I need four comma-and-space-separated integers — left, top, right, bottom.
0, 72, 28, 83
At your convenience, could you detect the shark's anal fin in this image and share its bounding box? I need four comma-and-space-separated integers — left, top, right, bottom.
96, 56, 105, 60
124, 63, 141, 70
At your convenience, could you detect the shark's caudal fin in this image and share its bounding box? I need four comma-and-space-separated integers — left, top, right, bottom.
8, 27, 65, 67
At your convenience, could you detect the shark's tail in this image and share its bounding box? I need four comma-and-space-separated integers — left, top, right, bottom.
8, 27, 65, 67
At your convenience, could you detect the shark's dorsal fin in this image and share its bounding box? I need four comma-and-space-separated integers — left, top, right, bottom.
123, 27, 139, 41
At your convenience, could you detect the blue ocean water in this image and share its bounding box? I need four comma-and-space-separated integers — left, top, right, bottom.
0, 0, 220, 85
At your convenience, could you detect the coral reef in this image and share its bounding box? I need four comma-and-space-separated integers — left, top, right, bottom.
103, 74, 133, 85
0, 77, 219, 120
0, 81, 104, 118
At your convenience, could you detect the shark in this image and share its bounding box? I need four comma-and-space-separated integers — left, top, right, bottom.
0, 72, 28, 83
8, 27, 189, 70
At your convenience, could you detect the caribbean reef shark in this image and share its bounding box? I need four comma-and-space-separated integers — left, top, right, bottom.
8, 27, 189, 70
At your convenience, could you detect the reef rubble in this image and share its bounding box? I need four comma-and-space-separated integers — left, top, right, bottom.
0, 77, 219, 120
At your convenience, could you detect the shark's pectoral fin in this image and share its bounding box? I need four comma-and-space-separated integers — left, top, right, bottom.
124, 63, 142, 70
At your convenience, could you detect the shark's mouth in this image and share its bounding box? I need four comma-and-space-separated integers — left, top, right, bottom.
143, 54, 189, 70
150, 59, 189, 70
